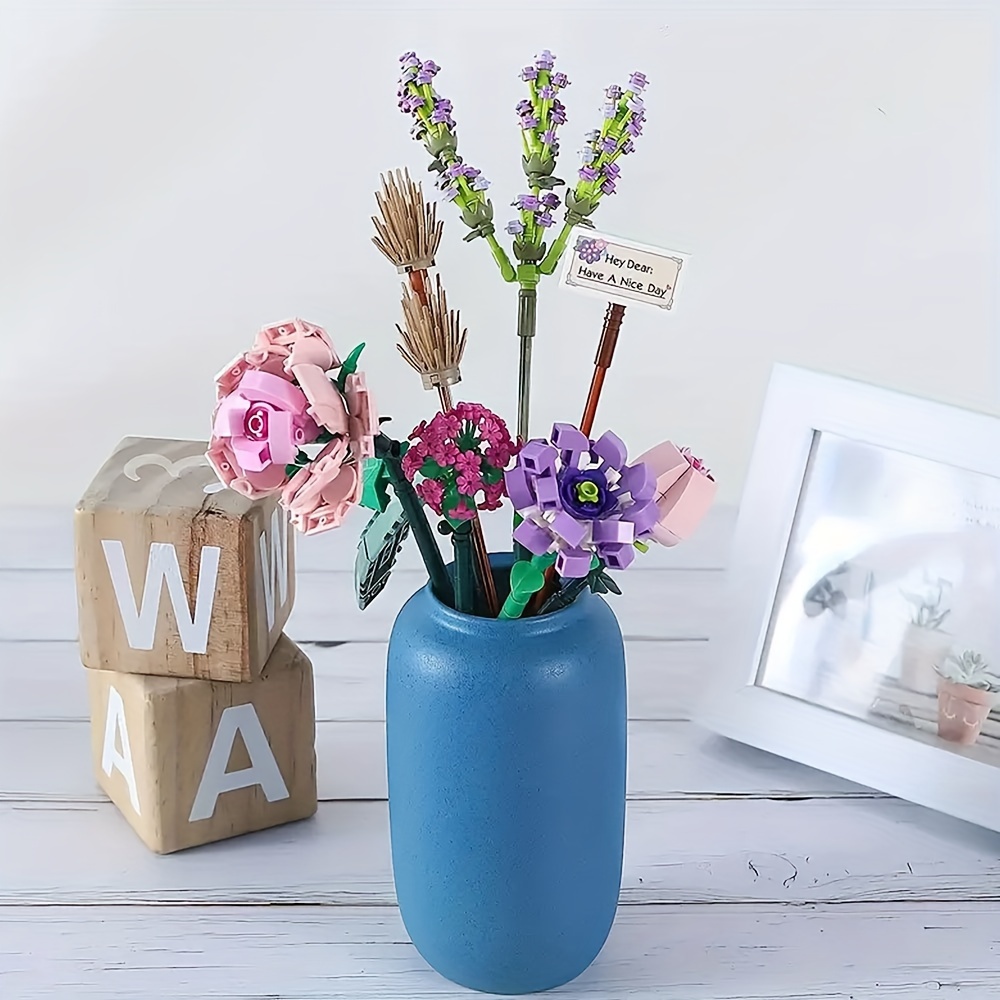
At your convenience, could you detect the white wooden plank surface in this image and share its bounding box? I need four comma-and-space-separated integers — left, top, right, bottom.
0, 718, 878, 804
4, 796, 999, 907
3, 902, 997, 999
5, 504, 1000, 999
0, 504, 737, 571
0, 565, 724, 642
0, 638, 713, 722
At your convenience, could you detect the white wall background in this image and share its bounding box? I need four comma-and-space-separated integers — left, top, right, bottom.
1, 0, 996, 508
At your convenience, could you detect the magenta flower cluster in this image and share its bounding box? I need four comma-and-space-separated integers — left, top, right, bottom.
403, 403, 518, 523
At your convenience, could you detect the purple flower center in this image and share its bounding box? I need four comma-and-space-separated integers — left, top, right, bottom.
560, 469, 617, 520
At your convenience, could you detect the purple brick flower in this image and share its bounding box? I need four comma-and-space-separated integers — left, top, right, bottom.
540, 191, 560, 209
579, 165, 599, 182
537, 212, 553, 227
506, 220, 525, 235
606, 84, 622, 101
516, 99, 533, 115
520, 65, 539, 81
519, 113, 540, 130
536, 49, 555, 70
629, 71, 648, 92
504, 423, 659, 578
541, 128, 557, 146
600, 136, 617, 153
551, 71, 569, 88
416, 60, 440, 85
538, 85, 556, 100
603, 102, 618, 119
513, 193, 541, 211
600, 178, 616, 196
602, 161, 621, 180
550, 100, 567, 125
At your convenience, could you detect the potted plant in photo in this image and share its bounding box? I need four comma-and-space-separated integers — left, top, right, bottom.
898, 575, 952, 694
933, 648, 1000, 745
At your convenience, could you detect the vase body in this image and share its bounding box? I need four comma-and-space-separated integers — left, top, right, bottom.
936, 679, 995, 745
898, 625, 950, 694
385, 555, 627, 995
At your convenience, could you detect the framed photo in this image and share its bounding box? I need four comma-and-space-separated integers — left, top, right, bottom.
699, 364, 1000, 833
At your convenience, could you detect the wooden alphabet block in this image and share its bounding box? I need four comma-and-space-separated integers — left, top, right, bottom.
75, 436, 295, 682
86, 634, 317, 853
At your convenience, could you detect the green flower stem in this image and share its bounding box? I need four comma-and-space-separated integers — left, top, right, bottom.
485, 232, 516, 282
450, 520, 476, 615
375, 433, 454, 607
539, 220, 574, 275
516, 266, 539, 442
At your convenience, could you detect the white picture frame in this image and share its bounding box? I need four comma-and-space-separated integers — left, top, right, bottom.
698, 363, 1000, 834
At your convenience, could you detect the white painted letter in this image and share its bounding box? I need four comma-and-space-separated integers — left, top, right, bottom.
259, 507, 290, 632
188, 704, 289, 822
102, 540, 221, 654
101, 686, 141, 815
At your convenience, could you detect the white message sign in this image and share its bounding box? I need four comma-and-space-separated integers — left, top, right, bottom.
559, 229, 688, 310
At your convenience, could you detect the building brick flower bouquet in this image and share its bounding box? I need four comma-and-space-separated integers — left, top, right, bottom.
207, 49, 715, 997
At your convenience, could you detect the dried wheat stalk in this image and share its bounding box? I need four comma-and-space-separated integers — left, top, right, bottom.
396, 274, 466, 395
372, 168, 443, 273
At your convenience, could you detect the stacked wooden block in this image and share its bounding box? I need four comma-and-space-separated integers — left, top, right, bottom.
74, 437, 317, 853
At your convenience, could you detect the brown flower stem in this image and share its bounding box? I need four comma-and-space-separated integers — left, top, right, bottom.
527, 301, 627, 616
436, 382, 499, 616
580, 302, 626, 436
408, 268, 429, 308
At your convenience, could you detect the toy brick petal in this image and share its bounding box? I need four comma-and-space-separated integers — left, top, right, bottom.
237, 369, 309, 413
620, 497, 659, 536
551, 422, 589, 465
650, 467, 718, 546
230, 435, 270, 474
591, 430, 627, 471
601, 543, 635, 571
518, 440, 558, 477
213, 394, 250, 437
265, 409, 297, 466
294, 365, 349, 435
504, 466, 536, 510
549, 510, 588, 548
534, 471, 562, 511
555, 547, 592, 578
592, 518, 634, 544
284, 329, 336, 372
634, 441, 689, 498
513, 518, 553, 556
620, 461, 656, 501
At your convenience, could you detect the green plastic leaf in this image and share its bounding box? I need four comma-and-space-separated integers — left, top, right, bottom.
336, 342, 366, 393
360, 457, 391, 513
355, 498, 411, 610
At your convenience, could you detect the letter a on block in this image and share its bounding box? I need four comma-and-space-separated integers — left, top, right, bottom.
101, 540, 221, 654
102, 686, 141, 815
259, 507, 289, 631
188, 704, 290, 822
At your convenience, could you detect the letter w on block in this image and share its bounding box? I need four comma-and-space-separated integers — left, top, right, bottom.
259, 507, 289, 632
189, 704, 290, 822
101, 540, 221, 654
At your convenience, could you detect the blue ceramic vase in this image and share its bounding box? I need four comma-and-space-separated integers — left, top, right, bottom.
386, 554, 627, 995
